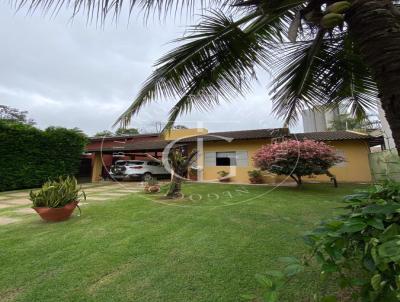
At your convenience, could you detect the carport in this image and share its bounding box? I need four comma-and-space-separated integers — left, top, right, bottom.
85, 139, 186, 182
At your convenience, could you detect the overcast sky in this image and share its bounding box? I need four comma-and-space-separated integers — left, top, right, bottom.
0, 3, 303, 135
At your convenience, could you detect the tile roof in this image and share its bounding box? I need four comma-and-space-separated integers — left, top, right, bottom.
86, 129, 376, 152
181, 128, 289, 142
291, 131, 370, 141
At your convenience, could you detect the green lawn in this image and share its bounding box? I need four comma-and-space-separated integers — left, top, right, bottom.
0, 183, 366, 302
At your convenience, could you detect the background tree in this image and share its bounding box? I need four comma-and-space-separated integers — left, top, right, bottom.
328, 113, 382, 131
328, 113, 366, 131
93, 130, 114, 138
15, 1, 400, 151
115, 127, 139, 136
0, 105, 35, 125
253, 139, 344, 186
173, 125, 188, 130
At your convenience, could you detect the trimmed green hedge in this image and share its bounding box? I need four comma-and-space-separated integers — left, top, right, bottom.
0, 121, 87, 192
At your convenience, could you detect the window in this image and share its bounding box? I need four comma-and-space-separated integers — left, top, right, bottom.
147, 161, 161, 166
216, 152, 237, 166
335, 150, 346, 167
205, 151, 248, 167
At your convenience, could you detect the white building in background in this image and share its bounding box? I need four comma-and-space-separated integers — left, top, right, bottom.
302, 107, 340, 132
378, 103, 396, 150
302, 103, 395, 151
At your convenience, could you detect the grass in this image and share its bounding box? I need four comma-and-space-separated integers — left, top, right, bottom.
0, 183, 367, 302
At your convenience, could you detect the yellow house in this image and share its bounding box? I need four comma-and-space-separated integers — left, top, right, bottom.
181, 128, 374, 184
86, 128, 380, 184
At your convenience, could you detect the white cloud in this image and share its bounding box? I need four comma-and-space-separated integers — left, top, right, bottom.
0, 3, 303, 135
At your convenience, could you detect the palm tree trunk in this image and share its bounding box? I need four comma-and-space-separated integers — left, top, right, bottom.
347, 0, 400, 152
166, 173, 182, 198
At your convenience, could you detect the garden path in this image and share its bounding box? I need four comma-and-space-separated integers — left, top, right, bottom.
0, 181, 146, 225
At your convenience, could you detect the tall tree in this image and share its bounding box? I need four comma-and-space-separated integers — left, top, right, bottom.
0, 105, 35, 125
15, 0, 400, 151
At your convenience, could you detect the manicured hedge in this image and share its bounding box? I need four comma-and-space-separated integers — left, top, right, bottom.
0, 121, 87, 191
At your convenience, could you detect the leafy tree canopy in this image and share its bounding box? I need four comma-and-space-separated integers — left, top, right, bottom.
253, 139, 344, 185
94, 128, 140, 137
115, 127, 140, 136
0, 105, 35, 125
93, 130, 114, 138
328, 113, 381, 131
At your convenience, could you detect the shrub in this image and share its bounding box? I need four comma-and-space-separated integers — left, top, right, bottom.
305, 181, 400, 301
245, 181, 400, 301
0, 121, 87, 191
248, 170, 263, 184
253, 139, 344, 185
217, 171, 230, 182
29, 176, 86, 208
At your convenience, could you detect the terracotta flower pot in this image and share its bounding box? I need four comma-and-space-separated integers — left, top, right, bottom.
144, 185, 161, 193
33, 201, 78, 222
249, 178, 263, 184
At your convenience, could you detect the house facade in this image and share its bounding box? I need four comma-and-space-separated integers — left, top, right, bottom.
84, 128, 382, 184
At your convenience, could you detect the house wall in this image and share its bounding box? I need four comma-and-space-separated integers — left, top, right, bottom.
162, 128, 208, 140
190, 139, 372, 184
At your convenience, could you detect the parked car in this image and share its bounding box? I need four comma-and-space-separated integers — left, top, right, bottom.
110, 160, 170, 181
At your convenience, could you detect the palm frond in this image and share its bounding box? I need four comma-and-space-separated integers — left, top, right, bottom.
271, 30, 326, 126
320, 35, 378, 119
13, 0, 233, 23
271, 31, 378, 125
115, 9, 283, 129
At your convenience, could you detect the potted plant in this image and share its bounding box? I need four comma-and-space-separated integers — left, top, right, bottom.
144, 178, 160, 193
188, 167, 198, 181
217, 170, 230, 182
30, 176, 85, 222
248, 170, 264, 184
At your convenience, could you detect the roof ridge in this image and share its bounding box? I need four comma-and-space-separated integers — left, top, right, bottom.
208, 128, 286, 134
345, 130, 369, 136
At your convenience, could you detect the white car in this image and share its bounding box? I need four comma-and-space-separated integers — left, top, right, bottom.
110, 160, 170, 181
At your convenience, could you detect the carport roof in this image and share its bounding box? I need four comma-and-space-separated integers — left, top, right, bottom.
85, 139, 175, 152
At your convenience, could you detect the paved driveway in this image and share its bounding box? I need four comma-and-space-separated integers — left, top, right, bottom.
0, 182, 145, 226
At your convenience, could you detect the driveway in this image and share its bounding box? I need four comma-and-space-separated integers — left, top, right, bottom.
0, 182, 145, 226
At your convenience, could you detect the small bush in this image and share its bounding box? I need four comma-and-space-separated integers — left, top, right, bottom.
217, 170, 230, 182
305, 181, 400, 301
29, 176, 86, 208
248, 170, 263, 184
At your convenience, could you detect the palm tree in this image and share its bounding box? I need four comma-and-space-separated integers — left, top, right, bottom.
16, 0, 400, 151
166, 148, 197, 198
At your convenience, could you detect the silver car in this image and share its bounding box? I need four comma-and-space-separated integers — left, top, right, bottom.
110, 160, 170, 181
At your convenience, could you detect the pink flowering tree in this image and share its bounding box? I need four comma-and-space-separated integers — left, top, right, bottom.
253, 139, 344, 186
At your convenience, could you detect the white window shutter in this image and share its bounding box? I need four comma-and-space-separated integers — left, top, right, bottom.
335, 150, 346, 167
236, 151, 248, 167
205, 152, 216, 167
